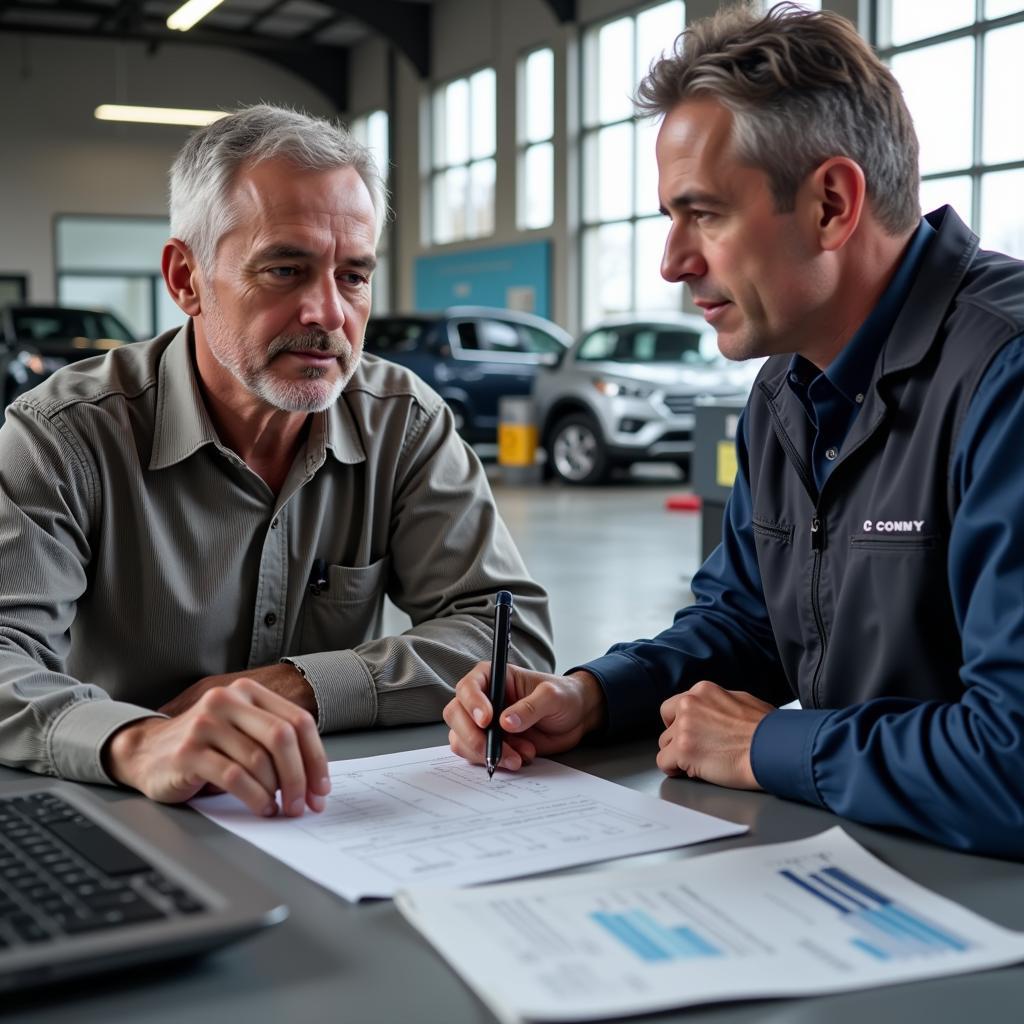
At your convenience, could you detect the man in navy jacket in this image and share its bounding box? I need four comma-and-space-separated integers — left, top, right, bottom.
444, 4, 1024, 856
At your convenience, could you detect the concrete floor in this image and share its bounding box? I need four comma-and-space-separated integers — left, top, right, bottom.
384, 465, 704, 672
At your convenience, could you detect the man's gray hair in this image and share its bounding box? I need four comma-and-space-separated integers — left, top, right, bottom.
636, 2, 920, 235
169, 104, 388, 271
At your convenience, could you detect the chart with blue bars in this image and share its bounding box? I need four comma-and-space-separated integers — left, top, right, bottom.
779, 864, 972, 961
590, 909, 723, 963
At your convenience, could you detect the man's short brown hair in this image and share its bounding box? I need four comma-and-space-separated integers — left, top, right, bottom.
637, 2, 920, 234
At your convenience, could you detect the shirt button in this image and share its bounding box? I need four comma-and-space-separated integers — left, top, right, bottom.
264, 612, 278, 627
855, 393, 865, 404
271, 518, 279, 530
789, 372, 800, 384
825, 446, 838, 461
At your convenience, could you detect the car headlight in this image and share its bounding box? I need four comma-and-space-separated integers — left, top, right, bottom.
591, 377, 655, 399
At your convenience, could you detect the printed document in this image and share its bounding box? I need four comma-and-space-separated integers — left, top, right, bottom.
396, 827, 1024, 1023
192, 745, 746, 901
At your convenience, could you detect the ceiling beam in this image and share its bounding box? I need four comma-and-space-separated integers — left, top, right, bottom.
541, 0, 575, 23
331, 0, 429, 77
0, 21, 349, 108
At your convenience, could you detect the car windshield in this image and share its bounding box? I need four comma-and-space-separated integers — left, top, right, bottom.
11, 308, 135, 343
576, 326, 716, 365
363, 318, 431, 353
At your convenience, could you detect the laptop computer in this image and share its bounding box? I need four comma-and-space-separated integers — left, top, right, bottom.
0, 777, 287, 993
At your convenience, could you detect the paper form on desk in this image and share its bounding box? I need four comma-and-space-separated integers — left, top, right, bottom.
191, 745, 746, 901
396, 826, 1024, 1023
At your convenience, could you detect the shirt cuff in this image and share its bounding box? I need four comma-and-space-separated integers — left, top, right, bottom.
283, 650, 377, 733
750, 708, 836, 808
47, 699, 164, 786
570, 652, 664, 739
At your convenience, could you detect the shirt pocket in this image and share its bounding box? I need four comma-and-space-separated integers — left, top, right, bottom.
298, 557, 389, 654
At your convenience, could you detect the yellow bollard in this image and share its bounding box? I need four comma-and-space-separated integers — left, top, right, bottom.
498, 396, 540, 483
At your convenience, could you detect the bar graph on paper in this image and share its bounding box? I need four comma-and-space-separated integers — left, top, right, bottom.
778, 864, 971, 961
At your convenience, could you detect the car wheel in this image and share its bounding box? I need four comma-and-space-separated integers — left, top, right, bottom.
548, 414, 609, 485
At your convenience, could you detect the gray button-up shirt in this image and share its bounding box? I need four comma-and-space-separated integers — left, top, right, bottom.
0, 326, 554, 785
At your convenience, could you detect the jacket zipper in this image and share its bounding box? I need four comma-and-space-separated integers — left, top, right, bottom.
764, 397, 830, 710
809, 514, 828, 708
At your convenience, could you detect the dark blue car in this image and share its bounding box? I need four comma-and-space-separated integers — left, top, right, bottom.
363, 306, 571, 443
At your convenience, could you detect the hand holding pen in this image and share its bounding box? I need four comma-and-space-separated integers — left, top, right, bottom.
485, 591, 514, 778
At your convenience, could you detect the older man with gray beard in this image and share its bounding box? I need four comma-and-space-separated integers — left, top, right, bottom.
0, 105, 553, 820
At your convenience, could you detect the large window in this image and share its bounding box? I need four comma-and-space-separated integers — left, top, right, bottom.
351, 109, 391, 313
429, 68, 497, 244
517, 47, 555, 230
580, 1, 685, 328
56, 216, 183, 339
879, 1, 1024, 257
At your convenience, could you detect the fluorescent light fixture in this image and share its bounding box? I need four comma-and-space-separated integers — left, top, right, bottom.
166, 0, 225, 31
95, 104, 227, 127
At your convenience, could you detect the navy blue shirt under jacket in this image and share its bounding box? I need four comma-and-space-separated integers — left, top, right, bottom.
580, 221, 1024, 855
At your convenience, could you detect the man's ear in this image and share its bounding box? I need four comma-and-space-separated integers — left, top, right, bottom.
162, 239, 203, 317
803, 157, 867, 253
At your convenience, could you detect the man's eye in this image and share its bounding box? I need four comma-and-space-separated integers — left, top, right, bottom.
692, 210, 714, 223
267, 266, 299, 278
338, 272, 369, 286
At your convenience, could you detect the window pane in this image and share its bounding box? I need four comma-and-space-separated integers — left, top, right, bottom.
586, 122, 633, 222
986, 0, 1024, 17
981, 168, 1024, 258
598, 17, 635, 124
58, 275, 151, 337
523, 48, 553, 143
470, 68, 496, 159
582, 222, 632, 327
433, 166, 468, 243
635, 118, 661, 216
635, 216, 679, 313
520, 142, 553, 230
366, 110, 389, 181
444, 78, 470, 166
467, 159, 495, 237
431, 90, 446, 170
520, 325, 564, 354
920, 175, 972, 220
983, 23, 1024, 164
635, 1, 683, 83
892, 39, 974, 175
886, 0, 974, 46
57, 217, 168, 272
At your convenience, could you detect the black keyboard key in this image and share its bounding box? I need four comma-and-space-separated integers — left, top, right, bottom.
172, 894, 206, 914
9, 914, 49, 943
44, 821, 150, 877
63, 901, 165, 934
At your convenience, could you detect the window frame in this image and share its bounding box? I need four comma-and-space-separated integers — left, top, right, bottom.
516, 46, 555, 231
427, 66, 498, 245
874, 0, 1024, 232
577, 1, 687, 329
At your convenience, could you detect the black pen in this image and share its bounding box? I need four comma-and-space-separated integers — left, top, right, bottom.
485, 590, 514, 779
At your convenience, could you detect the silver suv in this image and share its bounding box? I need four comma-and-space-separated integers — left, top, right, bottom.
532, 313, 759, 484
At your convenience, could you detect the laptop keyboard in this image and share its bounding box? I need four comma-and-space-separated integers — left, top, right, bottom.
0, 792, 206, 949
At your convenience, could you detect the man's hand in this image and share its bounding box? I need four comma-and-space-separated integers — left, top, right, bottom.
159, 663, 317, 718
105, 677, 330, 817
656, 680, 774, 789
444, 663, 606, 772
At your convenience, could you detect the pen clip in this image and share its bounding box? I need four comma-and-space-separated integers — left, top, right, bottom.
309, 558, 329, 596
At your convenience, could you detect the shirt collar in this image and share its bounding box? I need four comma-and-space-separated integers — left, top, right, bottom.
149, 321, 366, 472
788, 218, 936, 405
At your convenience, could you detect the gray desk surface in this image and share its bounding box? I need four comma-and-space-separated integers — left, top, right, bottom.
9, 724, 1024, 1023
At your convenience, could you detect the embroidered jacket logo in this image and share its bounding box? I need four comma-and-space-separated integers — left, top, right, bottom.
862, 519, 926, 533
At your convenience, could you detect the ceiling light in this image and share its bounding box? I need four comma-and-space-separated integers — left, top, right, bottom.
166, 0, 225, 31
95, 104, 226, 127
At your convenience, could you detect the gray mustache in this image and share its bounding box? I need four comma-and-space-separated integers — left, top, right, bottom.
268, 332, 347, 358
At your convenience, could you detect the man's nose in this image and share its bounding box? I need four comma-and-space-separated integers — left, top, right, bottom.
298, 274, 345, 332
661, 226, 707, 283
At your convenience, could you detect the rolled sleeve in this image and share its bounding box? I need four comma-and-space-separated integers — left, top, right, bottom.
284, 650, 377, 733
47, 700, 163, 786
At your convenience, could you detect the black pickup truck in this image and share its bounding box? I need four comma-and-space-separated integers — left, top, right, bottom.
1, 305, 136, 410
